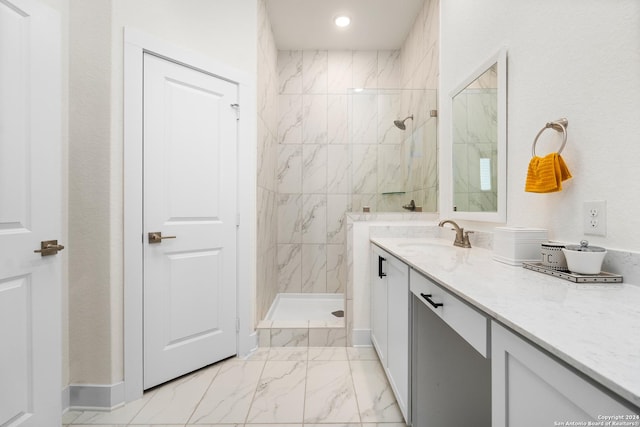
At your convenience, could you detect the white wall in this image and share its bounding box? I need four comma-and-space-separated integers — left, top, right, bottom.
439, 0, 640, 251
37, 0, 70, 389
69, 0, 258, 386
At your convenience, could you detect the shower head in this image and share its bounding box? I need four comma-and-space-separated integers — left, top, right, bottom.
393, 115, 414, 130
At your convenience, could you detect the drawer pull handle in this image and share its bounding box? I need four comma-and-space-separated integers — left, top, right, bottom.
378, 256, 387, 278
420, 293, 443, 309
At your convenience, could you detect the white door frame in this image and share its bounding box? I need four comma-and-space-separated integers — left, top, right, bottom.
123, 28, 257, 403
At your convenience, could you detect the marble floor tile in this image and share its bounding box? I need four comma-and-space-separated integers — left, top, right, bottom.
304, 423, 362, 427
349, 361, 403, 423
305, 424, 362, 427
242, 348, 270, 361
304, 361, 360, 424
246, 360, 307, 423
308, 346, 348, 361
71, 389, 156, 424
68, 425, 127, 427
185, 424, 242, 427
130, 365, 220, 425
347, 346, 379, 361
66, 347, 400, 427
267, 347, 308, 361
187, 360, 264, 424
62, 410, 82, 424
240, 424, 302, 427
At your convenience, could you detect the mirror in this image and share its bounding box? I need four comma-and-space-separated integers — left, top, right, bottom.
448, 48, 507, 222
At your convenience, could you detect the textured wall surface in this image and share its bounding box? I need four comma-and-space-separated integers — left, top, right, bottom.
256, 0, 279, 323
68, 0, 258, 385
440, 0, 640, 251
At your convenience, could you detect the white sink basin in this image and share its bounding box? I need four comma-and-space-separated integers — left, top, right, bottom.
396, 241, 451, 250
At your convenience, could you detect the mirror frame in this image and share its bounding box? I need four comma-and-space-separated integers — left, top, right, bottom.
445, 48, 507, 223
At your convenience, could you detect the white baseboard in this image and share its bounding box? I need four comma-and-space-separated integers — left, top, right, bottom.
351, 328, 372, 347
63, 382, 125, 411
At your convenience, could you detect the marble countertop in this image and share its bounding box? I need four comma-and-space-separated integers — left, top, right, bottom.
370, 236, 640, 409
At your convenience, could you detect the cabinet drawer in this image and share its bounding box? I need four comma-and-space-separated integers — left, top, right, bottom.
410, 269, 489, 357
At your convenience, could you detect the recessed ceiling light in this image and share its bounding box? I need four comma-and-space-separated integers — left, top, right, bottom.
334, 16, 351, 28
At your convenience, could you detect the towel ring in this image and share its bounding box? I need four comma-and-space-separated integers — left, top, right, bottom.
532, 118, 569, 157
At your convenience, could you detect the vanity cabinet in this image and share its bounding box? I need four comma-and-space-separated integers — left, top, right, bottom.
492, 322, 638, 426
370, 244, 410, 422
410, 268, 491, 427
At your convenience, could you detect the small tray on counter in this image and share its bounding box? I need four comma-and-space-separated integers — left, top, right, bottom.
522, 262, 623, 283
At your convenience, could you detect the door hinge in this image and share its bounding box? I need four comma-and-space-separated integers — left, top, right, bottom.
230, 103, 240, 120
236, 317, 240, 332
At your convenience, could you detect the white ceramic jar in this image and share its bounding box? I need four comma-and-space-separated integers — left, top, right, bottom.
561, 240, 607, 275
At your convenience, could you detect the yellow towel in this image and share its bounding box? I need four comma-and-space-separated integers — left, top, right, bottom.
525, 152, 572, 193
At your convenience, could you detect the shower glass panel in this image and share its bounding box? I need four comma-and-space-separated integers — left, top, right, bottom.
347, 88, 438, 213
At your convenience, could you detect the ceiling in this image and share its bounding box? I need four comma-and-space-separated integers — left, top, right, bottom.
264, 0, 426, 50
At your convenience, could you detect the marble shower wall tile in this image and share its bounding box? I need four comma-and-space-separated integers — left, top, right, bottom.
309, 327, 347, 347
328, 50, 353, 93
327, 144, 350, 194
302, 195, 327, 243
271, 328, 309, 347
302, 244, 327, 293
256, 20, 278, 327
327, 243, 347, 294
378, 144, 403, 194
351, 92, 378, 144
328, 94, 349, 145
303, 94, 328, 144
378, 91, 403, 145
303, 50, 328, 94
278, 94, 302, 144
351, 145, 378, 194
377, 50, 401, 88
302, 144, 328, 194
278, 50, 302, 94
277, 194, 301, 243
353, 51, 378, 89
277, 144, 302, 194
277, 243, 302, 293
327, 194, 349, 244
350, 194, 377, 213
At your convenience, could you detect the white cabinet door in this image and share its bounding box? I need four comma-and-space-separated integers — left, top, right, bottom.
492, 321, 638, 427
385, 254, 409, 421
0, 0, 61, 425
370, 245, 388, 366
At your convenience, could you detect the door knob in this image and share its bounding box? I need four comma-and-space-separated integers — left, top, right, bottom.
148, 232, 177, 244
34, 240, 65, 256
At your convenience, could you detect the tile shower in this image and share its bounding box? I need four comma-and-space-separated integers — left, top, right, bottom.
256, 0, 440, 346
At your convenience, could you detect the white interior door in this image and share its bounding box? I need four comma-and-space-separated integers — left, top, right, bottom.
143, 53, 238, 389
0, 0, 62, 425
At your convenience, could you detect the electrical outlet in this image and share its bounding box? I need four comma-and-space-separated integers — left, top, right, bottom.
584, 200, 606, 236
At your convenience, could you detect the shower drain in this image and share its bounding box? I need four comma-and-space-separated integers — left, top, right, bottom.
331, 310, 344, 318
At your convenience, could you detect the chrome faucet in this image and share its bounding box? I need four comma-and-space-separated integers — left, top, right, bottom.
402, 199, 416, 211
438, 219, 473, 248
